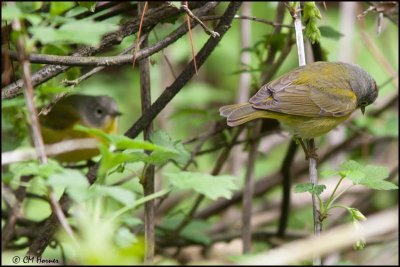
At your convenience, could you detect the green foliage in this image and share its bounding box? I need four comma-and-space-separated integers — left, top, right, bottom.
340, 160, 397, 190
77, 2, 97, 12
29, 19, 118, 46
165, 172, 238, 200
294, 182, 326, 196
302, 2, 322, 44
319, 25, 344, 41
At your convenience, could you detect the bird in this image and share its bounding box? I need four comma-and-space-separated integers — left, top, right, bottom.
220, 61, 378, 157
39, 94, 122, 162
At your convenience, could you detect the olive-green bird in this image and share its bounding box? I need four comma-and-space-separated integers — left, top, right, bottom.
39, 94, 122, 162
220, 61, 378, 139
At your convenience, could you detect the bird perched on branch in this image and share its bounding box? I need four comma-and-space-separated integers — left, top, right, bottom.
220, 61, 378, 158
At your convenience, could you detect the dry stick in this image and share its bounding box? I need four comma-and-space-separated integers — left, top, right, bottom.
277, 140, 298, 237
1, 2, 207, 99
11, 16, 76, 249
133, 1, 148, 68
185, 1, 198, 76
137, 2, 155, 263
291, 3, 321, 265
235, 2, 253, 254
242, 123, 260, 253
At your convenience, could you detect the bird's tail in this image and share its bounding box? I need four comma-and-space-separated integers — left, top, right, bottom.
219, 103, 269, 127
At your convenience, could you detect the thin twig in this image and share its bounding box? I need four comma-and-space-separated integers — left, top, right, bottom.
1, 2, 209, 99
178, 3, 220, 37
185, 1, 198, 76
137, 3, 155, 262
133, 1, 148, 68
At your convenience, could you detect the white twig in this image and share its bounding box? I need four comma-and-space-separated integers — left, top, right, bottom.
291, 3, 321, 265
2, 138, 99, 165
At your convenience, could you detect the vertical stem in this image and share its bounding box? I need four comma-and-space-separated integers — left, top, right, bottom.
292, 3, 321, 265
242, 122, 260, 253
138, 2, 154, 264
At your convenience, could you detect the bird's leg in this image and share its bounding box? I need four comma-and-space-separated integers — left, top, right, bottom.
306, 139, 318, 161
294, 138, 318, 161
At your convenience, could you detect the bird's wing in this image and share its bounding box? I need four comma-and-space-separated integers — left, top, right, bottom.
39, 104, 81, 130
249, 65, 357, 117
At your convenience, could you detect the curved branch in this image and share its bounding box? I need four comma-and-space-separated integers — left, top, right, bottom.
1, 2, 210, 100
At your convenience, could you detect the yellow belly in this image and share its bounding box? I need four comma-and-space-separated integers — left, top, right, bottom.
278, 114, 351, 139
40, 118, 118, 163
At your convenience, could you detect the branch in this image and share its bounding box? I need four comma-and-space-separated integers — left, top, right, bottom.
124, 2, 242, 139
1, 2, 209, 99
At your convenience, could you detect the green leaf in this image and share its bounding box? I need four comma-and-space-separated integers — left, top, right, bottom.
181, 220, 211, 245
50, 2, 75, 16
149, 130, 190, 167
165, 172, 238, 200
46, 168, 89, 188
294, 182, 314, 193
29, 19, 118, 46
78, 2, 97, 12
360, 179, 398, 190
2, 5, 23, 21
114, 227, 137, 248
319, 169, 339, 178
95, 185, 136, 206
294, 182, 326, 196
319, 25, 344, 40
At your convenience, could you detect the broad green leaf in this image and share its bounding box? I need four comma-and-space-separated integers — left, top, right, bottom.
165, 172, 238, 200
360, 179, 398, 190
50, 2, 75, 16
319, 169, 339, 178
150, 130, 190, 167
114, 227, 137, 248
345, 169, 366, 184
181, 220, 211, 245
46, 168, 89, 188
78, 2, 97, 12
2, 5, 23, 21
319, 25, 344, 40
95, 185, 136, 206
363, 165, 389, 181
29, 19, 118, 46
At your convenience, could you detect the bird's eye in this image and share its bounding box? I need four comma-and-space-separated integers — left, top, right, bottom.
96, 108, 103, 116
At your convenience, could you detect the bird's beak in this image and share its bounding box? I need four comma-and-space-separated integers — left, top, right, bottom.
112, 110, 123, 116
361, 106, 365, 115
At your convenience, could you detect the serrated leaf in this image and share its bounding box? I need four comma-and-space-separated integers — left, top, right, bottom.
312, 185, 326, 196
360, 178, 398, 190
346, 169, 366, 184
363, 165, 389, 180
95, 185, 136, 205
294, 183, 326, 196
150, 130, 190, 167
340, 160, 363, 172
294, 182, 314, 193
319, 25, 344, 40
165, 172, 238, 200
319, 169, 339, 178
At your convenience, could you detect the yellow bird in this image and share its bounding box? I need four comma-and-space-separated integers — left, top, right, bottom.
39, 94, 122, 162
220, 61, 378, 148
